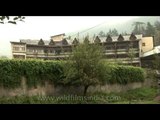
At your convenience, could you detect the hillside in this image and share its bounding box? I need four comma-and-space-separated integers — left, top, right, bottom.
66, 16, 160, 40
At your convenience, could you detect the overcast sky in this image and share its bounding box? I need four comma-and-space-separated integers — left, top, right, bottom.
0, 16, 138, 58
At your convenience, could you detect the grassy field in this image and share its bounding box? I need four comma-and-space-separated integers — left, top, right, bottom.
0, 87, 159, 104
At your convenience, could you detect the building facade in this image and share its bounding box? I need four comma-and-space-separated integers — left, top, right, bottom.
10, 33, 154, 66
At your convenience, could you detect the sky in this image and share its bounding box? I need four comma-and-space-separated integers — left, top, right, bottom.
0, 16, 139, 58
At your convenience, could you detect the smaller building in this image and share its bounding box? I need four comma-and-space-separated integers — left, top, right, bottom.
51, 33, 65, 41
10, 41, 26, 59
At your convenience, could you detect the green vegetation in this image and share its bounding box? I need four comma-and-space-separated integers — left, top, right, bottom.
107, 65, 145, 84
0, 59, 63, 88
0, 87, 159, 104
0, 59, 145, 91
0, 58, 145, 96
62, 43, 106, 95
152, 54, 160, 71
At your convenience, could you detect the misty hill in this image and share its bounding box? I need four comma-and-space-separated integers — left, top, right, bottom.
66, 16, 160, 40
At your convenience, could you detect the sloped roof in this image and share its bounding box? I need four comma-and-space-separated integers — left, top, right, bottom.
141, 45, 160, 57
20, 39, 71, 46
18, 34, 142, 46
51, 33, 65, 38
99, 34, 143, 42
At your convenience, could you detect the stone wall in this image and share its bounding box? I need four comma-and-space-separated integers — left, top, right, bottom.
0, 77, 150, 97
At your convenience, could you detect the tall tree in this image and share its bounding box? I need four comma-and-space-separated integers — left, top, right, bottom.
145, 22, 155, 36
154, 21, 160, 31
106, 29, 112, 36
154, 21, 160, 46
98, 31, 105, 37
154, 31, 160, 46
128, 48, 136, 65
62, 43, 107, 96
112, 28, 119, 36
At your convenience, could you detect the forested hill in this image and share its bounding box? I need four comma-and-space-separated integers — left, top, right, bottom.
66, 16, 160, 39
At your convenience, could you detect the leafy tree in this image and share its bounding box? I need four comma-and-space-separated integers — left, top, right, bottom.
145, 22, 155, 36
0, 16, 25, 24
62, 43, 108, 96
128, 47, 136, 65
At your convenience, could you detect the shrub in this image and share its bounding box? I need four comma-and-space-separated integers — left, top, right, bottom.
0, 59, 63, 88
107, 65, 145, 85
0, 59, 145, 89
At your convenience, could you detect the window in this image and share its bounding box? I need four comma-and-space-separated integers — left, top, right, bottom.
20, 47, 25, 51
142, 43, 145, 46
28, 49, 34, 52
21, 47, 25, 51
13, 47, 19, 51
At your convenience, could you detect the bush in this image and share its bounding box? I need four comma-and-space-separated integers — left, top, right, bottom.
0, 59, 145, 89
106, 65, 145, 85
0, 59, 63, 88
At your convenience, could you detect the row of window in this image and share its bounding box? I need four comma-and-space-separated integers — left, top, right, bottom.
13, 47, 25, 51
105, 53, 139, 58
105, 46, 139, 50
26, 49, 72, 54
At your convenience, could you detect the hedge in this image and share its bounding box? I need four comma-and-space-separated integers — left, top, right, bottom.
0, 59, 63, 88
0, 59, 145, 89
106, 65, 145, 85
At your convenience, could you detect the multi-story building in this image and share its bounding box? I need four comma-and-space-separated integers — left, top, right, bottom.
10, 33, 154, 66
11, 34, 72, 60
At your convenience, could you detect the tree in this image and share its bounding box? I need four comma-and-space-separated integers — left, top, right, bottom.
98, 31, 105, 37
154, 21, 160, 31
145, 22, 155, 36
106, 29, 112, 36
106, 28, 119, 36
132, 22, 145, 34
62, 43, 107, 96
154, 30, 160, 46
121, 31, 128, 36
112, 28, 119, 36
152, 54, 160, 70
0, 16, 25, 24
154, 21, 160, 46
128, 47, 136, 65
